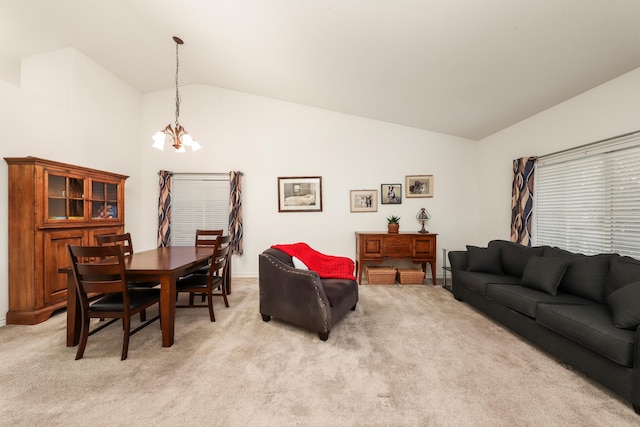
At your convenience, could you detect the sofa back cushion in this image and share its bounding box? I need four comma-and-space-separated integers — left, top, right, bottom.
488, 240, 545, 278
466, 245, 502, 274
561, 254, 610, 303
606, 255, 640, 298
543, 248, 612, 303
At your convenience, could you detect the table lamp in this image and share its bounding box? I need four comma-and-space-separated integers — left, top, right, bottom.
416, 208, 431, 233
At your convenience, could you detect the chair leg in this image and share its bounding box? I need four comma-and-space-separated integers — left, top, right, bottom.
140, 309, 147, 322
189, 293, 195, 306
220, 283, 229, 308
121, 317, 131, 361
319, 331, 330, 341
75, 316, 90, 360
207, 291, 216, 322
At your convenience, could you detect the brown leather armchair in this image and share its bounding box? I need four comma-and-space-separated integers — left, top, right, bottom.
259, 248, 358, 340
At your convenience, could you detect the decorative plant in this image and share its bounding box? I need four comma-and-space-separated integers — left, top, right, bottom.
387, 215, 401, 224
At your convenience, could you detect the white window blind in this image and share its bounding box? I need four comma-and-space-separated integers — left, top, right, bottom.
171, 173, 229, 246
534, 132, 640, 258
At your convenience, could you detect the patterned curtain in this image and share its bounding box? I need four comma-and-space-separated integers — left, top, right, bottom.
229, 171, 244, 255
157, 170, 173, 247
511, 157, 536, 246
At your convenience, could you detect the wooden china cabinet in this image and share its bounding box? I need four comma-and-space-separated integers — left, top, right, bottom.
4, 157, 128, 324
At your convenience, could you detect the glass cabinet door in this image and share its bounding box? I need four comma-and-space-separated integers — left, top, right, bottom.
47, 174, 85, 220
91, 181, 119, 219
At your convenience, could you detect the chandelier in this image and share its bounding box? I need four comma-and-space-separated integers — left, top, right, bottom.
152, 36, 201, 152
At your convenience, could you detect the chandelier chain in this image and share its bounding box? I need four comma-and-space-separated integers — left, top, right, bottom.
174, 40, 181, 129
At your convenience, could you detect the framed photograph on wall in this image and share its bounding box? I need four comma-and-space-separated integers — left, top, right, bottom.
381, 184, 402, 204
405, 175, 434, 198
278, 176, 322, 212
350, 190, 378, 212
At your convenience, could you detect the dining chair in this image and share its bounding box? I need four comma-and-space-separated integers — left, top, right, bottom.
176, 242, 230, 321
96, 232, 159, 320
97, 233, 160, 288
195, 229, 224, 247
193, 231, 232, 301
197, 234, 232, 303
67, 244, 161, 360
193, 229, 224, 275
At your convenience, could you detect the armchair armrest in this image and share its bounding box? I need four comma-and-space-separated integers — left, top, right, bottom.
259, 252, 332, 333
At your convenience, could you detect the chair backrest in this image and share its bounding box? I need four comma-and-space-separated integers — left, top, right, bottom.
96, 232, 134, 256
67, 245, 129, 304
209, 243, 230, 281
195, 229, 224, 248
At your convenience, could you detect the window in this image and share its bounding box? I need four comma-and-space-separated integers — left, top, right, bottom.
534, 132, 640, 258
170, 173, 229, 246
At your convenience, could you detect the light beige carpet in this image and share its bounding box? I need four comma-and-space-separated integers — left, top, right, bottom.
0, 278, 638, 426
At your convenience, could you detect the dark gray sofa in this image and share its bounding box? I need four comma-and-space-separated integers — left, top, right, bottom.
259, 248, 358, 340
449, 240, 640, 413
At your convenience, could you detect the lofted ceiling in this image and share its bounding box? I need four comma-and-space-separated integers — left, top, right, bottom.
1, 0, 640, 140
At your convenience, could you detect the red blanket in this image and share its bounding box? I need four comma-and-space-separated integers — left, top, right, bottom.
271, 242, 357, 280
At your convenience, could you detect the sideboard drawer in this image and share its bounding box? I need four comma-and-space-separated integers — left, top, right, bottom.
384, 238, 411, 255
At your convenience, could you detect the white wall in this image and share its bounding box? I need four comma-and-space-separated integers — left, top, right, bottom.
476, 67, 640, 245
0, 48, 143, 326
0, 48, 479, 327
4, 44, 637, 328
140, 85, 480, 277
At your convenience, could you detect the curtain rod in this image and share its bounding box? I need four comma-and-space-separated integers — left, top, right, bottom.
157, 171, 229, 176
538, 129, 640, 160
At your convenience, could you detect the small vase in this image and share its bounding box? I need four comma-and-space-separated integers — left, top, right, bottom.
388, 223, 399, 234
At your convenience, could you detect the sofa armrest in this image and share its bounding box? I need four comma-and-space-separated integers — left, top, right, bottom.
259, 252, 332, 333
448, 250, 468, 271
448, 250, 468, 297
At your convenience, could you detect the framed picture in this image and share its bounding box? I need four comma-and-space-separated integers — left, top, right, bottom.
381, 184, 402, 204
278, 176, 322, 212
350, 190, 378, 212
405, 175, 434, 198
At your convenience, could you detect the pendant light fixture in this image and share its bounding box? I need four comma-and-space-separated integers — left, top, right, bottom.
152, 36, 201, 152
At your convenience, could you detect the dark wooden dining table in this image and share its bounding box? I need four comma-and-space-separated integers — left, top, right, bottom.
65, 246, 214, 348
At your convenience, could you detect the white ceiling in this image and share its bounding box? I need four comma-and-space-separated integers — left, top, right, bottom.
2, 0, 640, 140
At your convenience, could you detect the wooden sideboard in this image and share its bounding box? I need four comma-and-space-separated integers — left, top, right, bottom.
355, 232, 437, 285
4, 157, 128, 324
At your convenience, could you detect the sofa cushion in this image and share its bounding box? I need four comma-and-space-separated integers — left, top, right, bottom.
606, 281, 640, 329
455, 270, 520, 296
520, 256, 571, 296
605, 255, 640, 299
488, 240, 545, 278
544, 249, 610, 303
321, 278, 357, 308
536, 303, 636, 367
466, 245, 502, 274
542, 246, 574, 258
487, 284, 591, 318
562, 255, 610, 303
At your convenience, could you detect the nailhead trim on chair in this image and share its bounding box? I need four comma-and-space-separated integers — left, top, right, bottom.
264, 256, 330, 332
